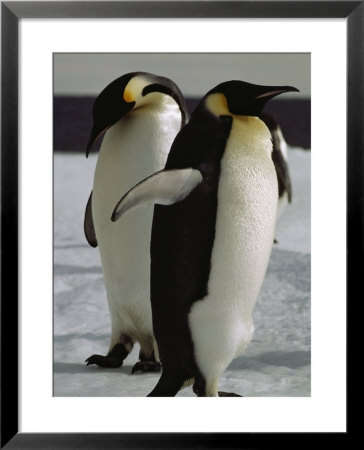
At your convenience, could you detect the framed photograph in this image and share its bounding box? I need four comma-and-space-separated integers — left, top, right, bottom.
52, 48, 312, 404
2, 1, 359, 448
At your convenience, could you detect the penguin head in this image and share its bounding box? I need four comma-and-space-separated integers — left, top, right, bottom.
86, 72, 188, 156
203, 80, 299, 118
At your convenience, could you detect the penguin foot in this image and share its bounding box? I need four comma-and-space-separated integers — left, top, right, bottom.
85, 354, 123, 368
218, 391, 243, 397
274, 238, 278, 244
131, 361, 161, 374
86, 342, 131, 368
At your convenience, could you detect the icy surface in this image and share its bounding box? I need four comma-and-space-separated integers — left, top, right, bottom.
54, 148, 311, 397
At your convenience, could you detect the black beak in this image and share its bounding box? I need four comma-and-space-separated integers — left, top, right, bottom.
255, 85, 300, 101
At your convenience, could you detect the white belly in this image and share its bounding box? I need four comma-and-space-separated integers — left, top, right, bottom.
92, 100, 181, 342
189, 116, 278, 381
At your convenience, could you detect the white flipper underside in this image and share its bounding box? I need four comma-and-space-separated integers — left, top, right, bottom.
112, 168, 203, 220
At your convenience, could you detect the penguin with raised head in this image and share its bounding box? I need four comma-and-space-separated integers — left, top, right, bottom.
112, 80, 299, 396
84, 72, 189, 373
260, 113, 292, 220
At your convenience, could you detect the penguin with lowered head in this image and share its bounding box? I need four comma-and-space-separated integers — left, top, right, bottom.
84, 72, 189, 373
112, 80, 299, 395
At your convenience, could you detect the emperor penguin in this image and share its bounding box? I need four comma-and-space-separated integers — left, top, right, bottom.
84, 72, 189, 373
112, 80, 299, 396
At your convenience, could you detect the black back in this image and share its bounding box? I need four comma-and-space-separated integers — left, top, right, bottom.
150, 105, 232, 375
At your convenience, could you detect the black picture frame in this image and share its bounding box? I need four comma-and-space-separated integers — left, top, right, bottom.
1, 1, 360, 448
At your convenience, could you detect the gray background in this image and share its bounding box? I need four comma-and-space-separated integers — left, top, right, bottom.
54, 53, 310, 98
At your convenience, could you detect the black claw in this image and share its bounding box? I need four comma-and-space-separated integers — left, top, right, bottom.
218, 391, 243, 397
131, 361, 161, 374
85, 354, 123, 368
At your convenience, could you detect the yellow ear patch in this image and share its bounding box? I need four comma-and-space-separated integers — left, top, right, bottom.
123, 75, 149, 105
205, 93, 230, 116
123, 89, 134, 103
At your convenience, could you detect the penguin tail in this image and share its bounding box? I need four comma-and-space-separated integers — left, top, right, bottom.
147, 370, 186, 397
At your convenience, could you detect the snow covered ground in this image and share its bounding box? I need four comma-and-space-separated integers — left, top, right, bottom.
53, 147, 310, 397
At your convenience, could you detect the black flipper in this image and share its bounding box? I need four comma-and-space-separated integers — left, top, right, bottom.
272, 145, 292, 202
260, 113, 292, 203
84, 191, 98, 247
